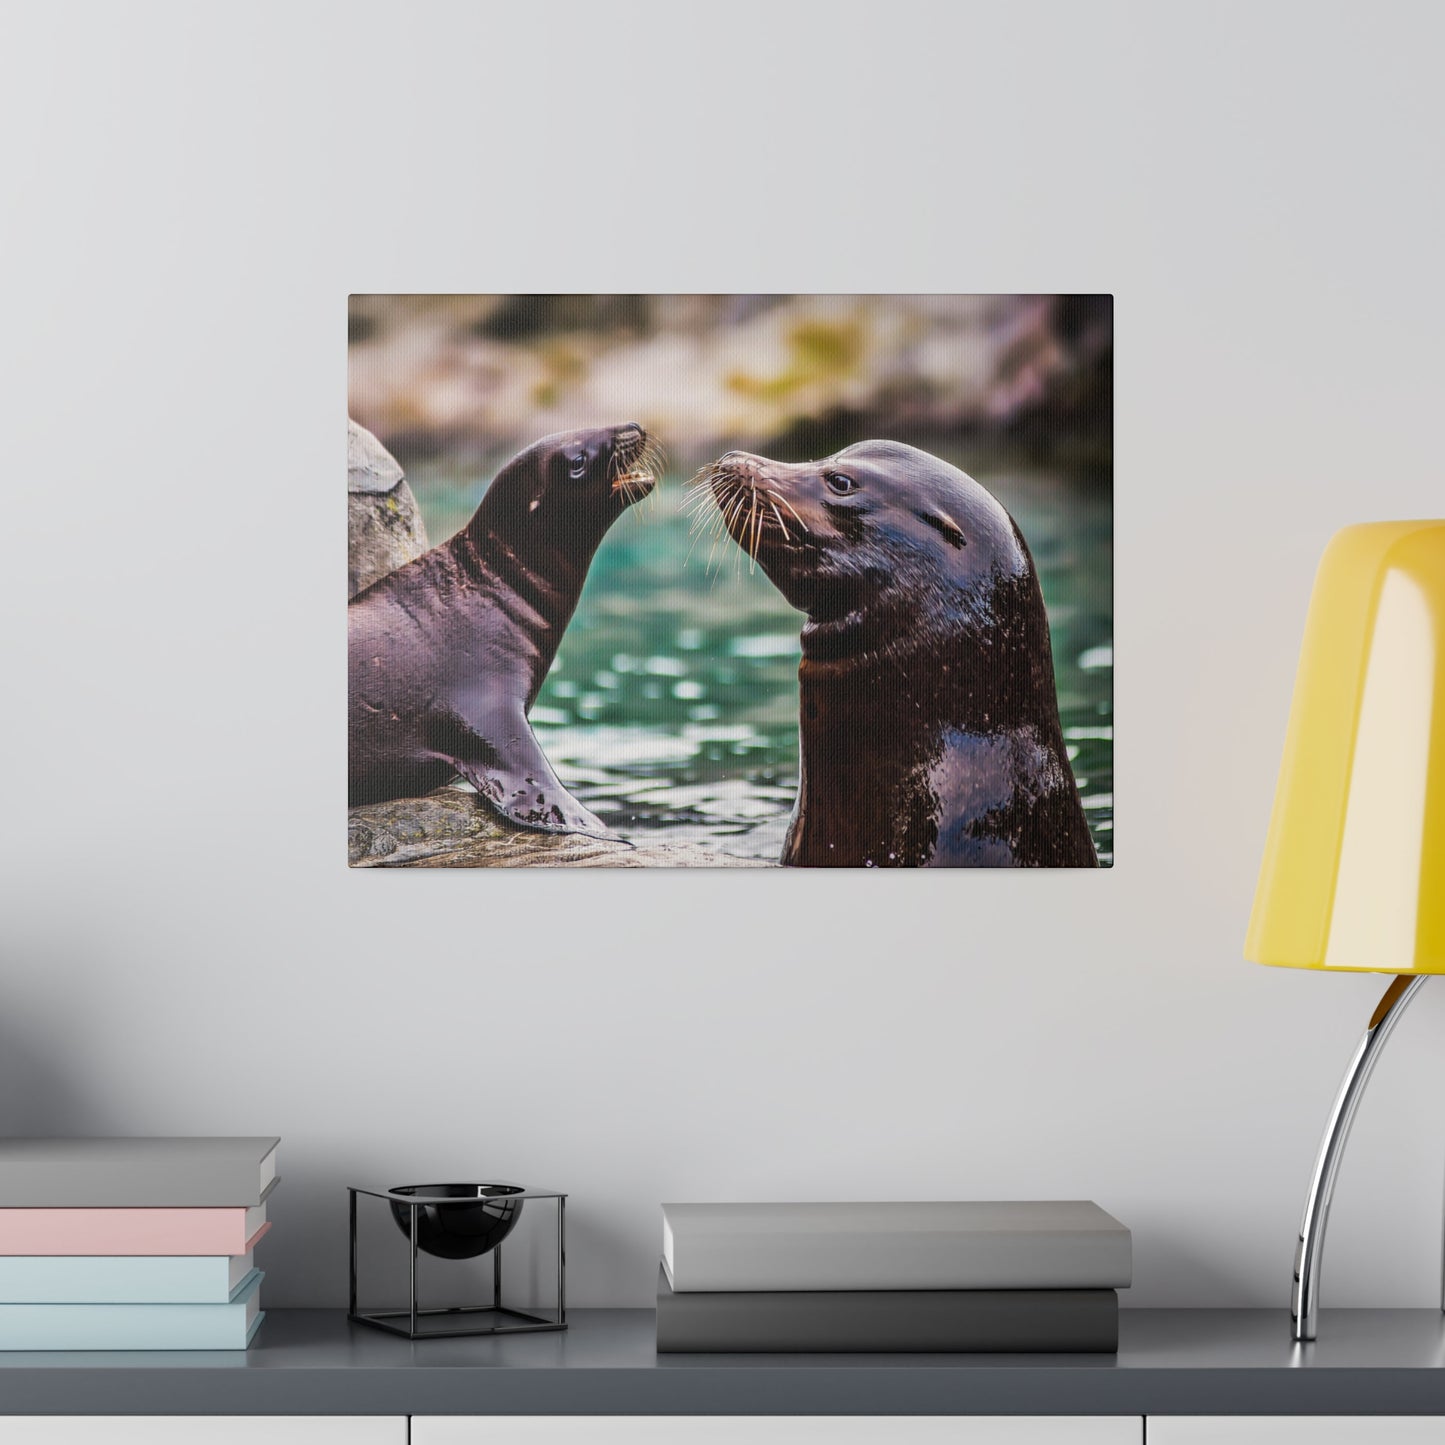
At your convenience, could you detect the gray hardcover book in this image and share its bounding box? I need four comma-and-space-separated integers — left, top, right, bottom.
656, 1267, 1118, 1352
661, 1201, 1131, 1293
0, 1138, 280, 1207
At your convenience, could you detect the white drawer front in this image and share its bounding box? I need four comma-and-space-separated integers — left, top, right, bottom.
0, 1419, 406, 1444
413, 1419, 1141, 1445
1149, 1421, 1445, 1444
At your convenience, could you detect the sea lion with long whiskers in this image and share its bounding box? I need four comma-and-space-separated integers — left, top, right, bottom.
349, 423, 662, 838
690, 441, 1097, 867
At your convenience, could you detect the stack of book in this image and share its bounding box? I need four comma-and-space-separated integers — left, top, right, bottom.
0, 1137, 278, 1350
657, 1200, 1131, 1353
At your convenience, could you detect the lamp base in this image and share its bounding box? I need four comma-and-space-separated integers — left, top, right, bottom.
1290, 974, 1427, 1341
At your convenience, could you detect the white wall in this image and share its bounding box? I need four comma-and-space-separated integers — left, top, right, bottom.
2, 0, 1444, 1310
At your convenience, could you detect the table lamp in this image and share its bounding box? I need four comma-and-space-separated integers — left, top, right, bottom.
1246, 519, 1445, 1341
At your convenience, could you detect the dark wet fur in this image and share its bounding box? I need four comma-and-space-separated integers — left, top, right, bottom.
692, 440, 1098, 868
348, 424, 660, 838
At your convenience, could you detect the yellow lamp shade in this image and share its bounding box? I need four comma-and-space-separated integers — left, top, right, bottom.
1246, 521, 1445, 974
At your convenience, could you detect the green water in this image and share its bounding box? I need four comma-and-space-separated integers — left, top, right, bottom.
409, 464, 1113, 865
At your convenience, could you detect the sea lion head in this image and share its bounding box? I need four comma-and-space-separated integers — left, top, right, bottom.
697, 440, 1032, 658
472, 422, 663, 555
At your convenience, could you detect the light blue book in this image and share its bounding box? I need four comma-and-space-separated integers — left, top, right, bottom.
0, 1271, 262, 1349
0, 1251, 257, 1303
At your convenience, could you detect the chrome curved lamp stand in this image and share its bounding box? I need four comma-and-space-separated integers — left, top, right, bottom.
1292, 973, 1428, 1341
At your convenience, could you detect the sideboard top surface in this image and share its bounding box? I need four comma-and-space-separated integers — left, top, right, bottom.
0, 1308, 1442, 1415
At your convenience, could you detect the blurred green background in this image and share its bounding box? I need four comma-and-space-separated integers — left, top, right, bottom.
349, 295, 1112, 863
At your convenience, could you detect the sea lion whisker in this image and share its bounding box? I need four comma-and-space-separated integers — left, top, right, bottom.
683, 516, 716, 568
681, 471, 725, 511
685, 475, 724, 502
684, 497, 726, 562
734, 502, 757, 557
723, 490, 751, 538
687, 461, 736, 491
718, 485, 745, 528
683, 472, 726, 508
607, 432, 664, 519
765, 497, 790, 540
688, 512, 728, 542
734, 496, 754, 576
681, 487, 722, 518
684, 486, 735, 564
690, 477, 739, 530
700, 475, 738, 506
705, 528, 728, 580
767, 489, 808, 533
713, 494, 745, 574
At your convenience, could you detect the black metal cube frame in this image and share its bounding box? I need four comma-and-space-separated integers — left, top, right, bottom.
347, 1185, 567, 1340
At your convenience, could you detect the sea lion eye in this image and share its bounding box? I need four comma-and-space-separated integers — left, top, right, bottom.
567, 454, 588, 480
824, 471, 858, 496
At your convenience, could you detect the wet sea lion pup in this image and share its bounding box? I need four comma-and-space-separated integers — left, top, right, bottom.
349, 423, 662, 836
694, 441, 1098, 867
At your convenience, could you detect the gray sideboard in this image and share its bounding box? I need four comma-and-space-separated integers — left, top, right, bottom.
0, 1309, 1443, 1418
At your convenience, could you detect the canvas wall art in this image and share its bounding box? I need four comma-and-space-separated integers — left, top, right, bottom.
347, 295, 1112, 869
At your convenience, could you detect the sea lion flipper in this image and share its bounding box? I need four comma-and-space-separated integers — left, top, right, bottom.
452, 727, 622, 842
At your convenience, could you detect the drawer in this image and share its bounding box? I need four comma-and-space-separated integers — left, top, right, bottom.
1149, 1421, 1445, 1444
0, 1420, 406, 1444
413, 1419, 1142, 1445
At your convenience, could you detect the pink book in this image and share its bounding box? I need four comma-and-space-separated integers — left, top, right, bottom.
0, 1206, 269, 1256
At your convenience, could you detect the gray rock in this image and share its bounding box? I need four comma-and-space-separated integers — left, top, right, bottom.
348, 788, 775, 868
348, 419, 428, 597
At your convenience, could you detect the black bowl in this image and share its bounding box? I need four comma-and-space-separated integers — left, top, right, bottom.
388, 1183, 525, 1260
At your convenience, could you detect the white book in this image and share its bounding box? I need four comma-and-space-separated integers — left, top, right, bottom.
661, 1201, 1132, 1293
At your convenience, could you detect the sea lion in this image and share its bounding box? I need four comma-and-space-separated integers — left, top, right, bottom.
693, 440, 1098, 867
348, 423, 662, 836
